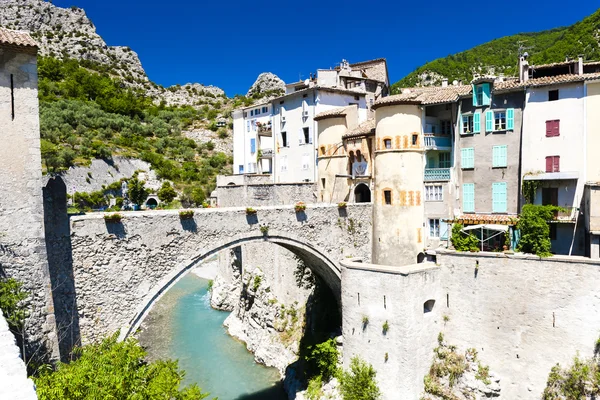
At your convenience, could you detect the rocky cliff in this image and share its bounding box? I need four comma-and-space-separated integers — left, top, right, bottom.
246, 72, 285, 101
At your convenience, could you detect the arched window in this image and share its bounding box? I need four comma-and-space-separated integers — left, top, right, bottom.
354, 184, 371, 203
320, 146, 326, 156
424, 299, 435, 313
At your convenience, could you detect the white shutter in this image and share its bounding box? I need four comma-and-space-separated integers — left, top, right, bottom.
299, 128, 304, 145
308, 127, 313, 144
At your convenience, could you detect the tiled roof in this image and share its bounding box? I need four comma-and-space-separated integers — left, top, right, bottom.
493, 72, 600, 92
373, 84, 471, 109
314, 106, 349, 121
342, 119, 376, 140
446, 214, 519, 225
0, 28, 37, 48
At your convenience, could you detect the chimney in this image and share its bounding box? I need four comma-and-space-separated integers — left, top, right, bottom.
442, 78, 448, 88
497, 73, 505, 83
519, 54, 530, 83
452, 80, 458, 86
578, 55, 584, 75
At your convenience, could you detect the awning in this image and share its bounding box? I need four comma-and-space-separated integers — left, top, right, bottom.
523, 172, 579, 181
462, 224, 509, 232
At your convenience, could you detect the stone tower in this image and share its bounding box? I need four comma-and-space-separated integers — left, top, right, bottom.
0, 29, 59, 361
371, 99, 425, 266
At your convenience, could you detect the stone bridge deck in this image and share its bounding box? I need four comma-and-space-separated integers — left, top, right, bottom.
66, 203, 372, 344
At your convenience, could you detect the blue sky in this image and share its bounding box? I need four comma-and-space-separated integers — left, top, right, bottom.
53, 0, 599, 96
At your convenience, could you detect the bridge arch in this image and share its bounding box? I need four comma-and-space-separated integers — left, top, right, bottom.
120, 232, 341, 340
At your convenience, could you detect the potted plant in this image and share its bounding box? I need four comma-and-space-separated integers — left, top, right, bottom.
104, 213, 123, 223
179, 210, 194, 220
338, 202, 347, 209
294, 202, 306, 212
246, 207, 257, 215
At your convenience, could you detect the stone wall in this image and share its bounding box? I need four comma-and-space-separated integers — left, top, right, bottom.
66, 204, 371, 344
0, 314, 37, 400
214, 181, 316, 207
342, 251, 600, 399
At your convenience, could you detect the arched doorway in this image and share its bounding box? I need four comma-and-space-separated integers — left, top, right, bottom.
354, 183, 371, 203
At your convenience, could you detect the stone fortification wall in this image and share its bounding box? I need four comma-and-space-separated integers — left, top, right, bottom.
0, 314, 37, 400
66, 204, 371, 344
215, 182, 316, 207
342, 251, 600, 399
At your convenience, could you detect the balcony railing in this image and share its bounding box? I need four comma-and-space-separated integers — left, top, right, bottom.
554, 206, 577, 222
424, 134, 452, 149
259, 148, 273, 158
257, 123, 272, 136
424, 168, 451, 182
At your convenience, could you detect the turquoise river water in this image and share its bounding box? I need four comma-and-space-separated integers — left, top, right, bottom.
137, 272, 287, 400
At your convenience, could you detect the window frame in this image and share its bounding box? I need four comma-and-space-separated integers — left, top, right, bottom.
383, 190, 392, 205
494, 110, 506, 131
548, 89, 559, 101
425, 185, 443, 202
492, 145, 508, 168
546, 120, 560, 137
462, 114, 474, 134
461, 147, 475, 169
429, 219, 440, 238
384, 138, 392, 149
546, 155, 560, 173
438, 152, 451, 168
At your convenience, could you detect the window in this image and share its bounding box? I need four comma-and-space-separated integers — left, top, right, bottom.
262, 106, 268, 113
321, 178, 326, 189
492, 182, 507, 213
494, 111, 506, 131
441, 120, 452, 135
250, 110, 254, 116
461, 148, 474, 169
384, 139, 392, 149
250, 138, 256, 153
463, 183, 475, 212
549, 89, 559, 101
542, 188, 558, 206
429, 219, 440, 237
492, 145, 507, 167
439, 152, 451, 168
472, 83, 491, 106
301, 153, 310, 170
425, 185, 443, 201
10, 74, 14, 120
412, 134, 418, 145
549, 224, 557, 240
303, 127, 310, 144
462, 115, 474, 134
546, 156, 560, 173
546, 120, 560, 137
281, 131, 288, 147
247, 121, 250, 132
384, 190, 392, 205
238, 165, 244, 174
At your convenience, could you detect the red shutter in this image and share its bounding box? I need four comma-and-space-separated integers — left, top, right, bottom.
554, 156, 560, 172
546, 121, 552, 137
554, 120, 560, 137
546, 156, 552, 172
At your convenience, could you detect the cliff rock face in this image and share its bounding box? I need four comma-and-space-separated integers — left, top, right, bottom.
246, 72, 285, 99
0, 0, 227, 105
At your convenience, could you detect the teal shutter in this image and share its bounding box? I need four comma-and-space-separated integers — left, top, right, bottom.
250, 138, 256, 153
463, 184, 475, 213
459, 115, 464, 134
473, 112, 481, 133
485, 110, 494, 132
461, 147, 474, 169
492, 145, 507, 167
472, 84, 477, 107
506, 108, 515, 130
440, 220, 449, 240
482, 83, 491, 105
492, 182, 507, 213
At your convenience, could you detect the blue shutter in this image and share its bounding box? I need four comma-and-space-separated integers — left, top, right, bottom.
461, 148, 474, 169
492, 182, 507, 213
473, 112, 481, 133
493, 145, 507, 167
250, 138, 256, 153
472, 84, 477, 107
463, 184, 475, 213
459, 114, 464, 134
440, 220, 449, 240
506, 108, 515, 130
482, 83, 491, 106
485, 110, 494, 132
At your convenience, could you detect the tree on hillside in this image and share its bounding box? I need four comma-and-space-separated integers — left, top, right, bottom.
127, 177, 149, 206
157, 181, 177, 203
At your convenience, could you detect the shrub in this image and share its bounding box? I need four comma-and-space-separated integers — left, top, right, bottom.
246, 207, 257, 215
0, 278, 28, 333
34, 333, 208, 399
340, 356, 381, 400
157, 181, 177, 203
179, 210, 194, 219
127, 177, 149, 207
252, 275, 262, 291
104, 213, 122, 223
306, 338, 340, 381
450, 223, 479, 252
338, 202, 347, 208
306, 375, 324, 400
382, 321, 389, 335
517, 204, 563, 257
295, 202, 307, 212
260, 225, 269, 235
362, 316, 369, 330
207, 280, 214, 292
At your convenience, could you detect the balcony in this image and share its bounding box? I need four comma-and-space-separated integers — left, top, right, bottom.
424, 134, 452, 150
424, 168, 451, 182
259, 148, 273, 158
553, 206, 577, 222
257, 122, 272, 136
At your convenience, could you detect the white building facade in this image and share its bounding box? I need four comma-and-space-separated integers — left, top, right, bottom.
232, 103, 273, 175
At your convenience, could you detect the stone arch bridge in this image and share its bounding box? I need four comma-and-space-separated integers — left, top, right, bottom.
63, 204, 371, 344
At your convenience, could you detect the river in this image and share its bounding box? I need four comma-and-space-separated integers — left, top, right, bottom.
137, 270, 287, 400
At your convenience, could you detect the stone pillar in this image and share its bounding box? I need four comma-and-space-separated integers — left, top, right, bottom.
371, 100, 425, 266
0, 39, 59, 362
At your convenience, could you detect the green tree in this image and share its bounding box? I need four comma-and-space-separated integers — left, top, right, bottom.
157, 181, 177, 203
0, 278, 28, 333
128, 177, 149, 206
340, 356, 381, 400
306, 338, 340, 381
450, 224, 479, 252
34, 334, 208, 400
517, 204, 562, 257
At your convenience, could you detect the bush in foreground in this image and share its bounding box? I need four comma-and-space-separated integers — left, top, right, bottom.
340, 356, 381, 400
34, 333, 208, 400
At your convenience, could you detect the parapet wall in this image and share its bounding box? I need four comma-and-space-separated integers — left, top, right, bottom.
342, 251, 600, 399
215, 182, 316, 207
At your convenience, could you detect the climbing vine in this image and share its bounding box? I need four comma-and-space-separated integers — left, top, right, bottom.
522, 172, 543, 204
517, 204, 562, 257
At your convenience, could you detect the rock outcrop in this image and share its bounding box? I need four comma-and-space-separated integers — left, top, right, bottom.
246, 72, 285, 99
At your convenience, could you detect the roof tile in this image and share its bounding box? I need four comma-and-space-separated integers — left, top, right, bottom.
0, 28, 37, 48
